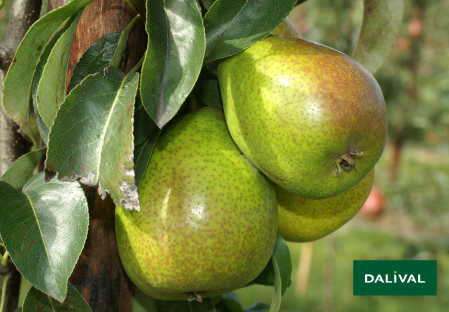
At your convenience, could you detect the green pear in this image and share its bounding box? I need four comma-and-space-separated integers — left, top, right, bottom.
218, 35, 387, 199
277, 169, 374, 242
115, 107, 278, 301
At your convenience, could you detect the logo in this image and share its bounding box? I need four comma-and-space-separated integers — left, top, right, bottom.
353, 260, 437, 296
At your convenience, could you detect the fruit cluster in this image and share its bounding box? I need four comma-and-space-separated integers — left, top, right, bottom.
115, 36, 387, 301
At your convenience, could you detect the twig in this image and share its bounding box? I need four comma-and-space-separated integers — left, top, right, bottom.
0, 274, 11, 312
1, 252, 8, 268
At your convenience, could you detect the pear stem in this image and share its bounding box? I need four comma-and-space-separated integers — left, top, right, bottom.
333, 150, 363, 176
186, 291, 204, 302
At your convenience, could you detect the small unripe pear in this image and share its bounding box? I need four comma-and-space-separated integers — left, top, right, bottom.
277, 169, 374, 242
116, 107, 278, 301
218, 36, 387, 199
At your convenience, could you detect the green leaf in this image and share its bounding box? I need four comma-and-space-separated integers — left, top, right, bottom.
1, 0, 96, 144
295, 0, 307, 6
67, 15, 139, 94
133, 92, 160, 189
194, 64, 222, 108
201, 0, 216, 11
32, 13, 82, 145
133, 287, 157, 312
129, 0, 147, 21
125, 0, 138, 11
250, 234, 292, 296
67, 32, 121, 93
245, 303, 270, 312
134, 92, 158, 147
22, 283, 92, 311
203, 0, 297, 64
141, 0, 206, 128
352, 0, 405, 74
110, 15, 140, 68
155, 296, 222, 312
37, 9, 85, 129
269, 257, 282, 312
215, 293, 244, 312
45, 67, 140, 211
0, 173, 89, 302
0, 148, 46, 190
134, 129, 161, 189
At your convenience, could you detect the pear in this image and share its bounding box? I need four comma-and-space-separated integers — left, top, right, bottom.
218, 35, 387, 199
277, 169, 374, 242
115, 107, 278, 301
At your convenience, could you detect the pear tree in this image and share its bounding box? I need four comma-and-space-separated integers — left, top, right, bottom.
0, 0, 404, 311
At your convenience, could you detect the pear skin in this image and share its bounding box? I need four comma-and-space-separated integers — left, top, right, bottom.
218, 36, 387, 199
277, 169, 374, 242
115, 107, 278, 301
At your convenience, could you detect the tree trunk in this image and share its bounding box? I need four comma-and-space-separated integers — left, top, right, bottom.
0, 1, 42, 311
47, 1, 147, 311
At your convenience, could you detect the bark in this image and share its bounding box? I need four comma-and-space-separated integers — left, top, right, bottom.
46, 1, 147, 311
0, 1, 42, 311
69, 186, 136, 312
0, 0, 41, 183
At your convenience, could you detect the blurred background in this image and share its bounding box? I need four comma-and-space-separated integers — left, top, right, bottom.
235, 0, 449, 311
1, 0, 448, 311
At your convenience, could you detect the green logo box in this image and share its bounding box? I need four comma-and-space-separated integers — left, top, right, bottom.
353, 260, 437, 296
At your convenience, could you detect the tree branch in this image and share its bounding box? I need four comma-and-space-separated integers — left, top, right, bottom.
0, 0, 42, 70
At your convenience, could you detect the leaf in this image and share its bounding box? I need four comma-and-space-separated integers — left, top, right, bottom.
0, 148, 47, 190
201, 0, 216, 11
45, 67, 140, 211
134, 92, 158, 147
194, 64, 222, 108
67, 15, 139, 95
141, 0, 206, 128
215, 293, 244, 312
22, 283, 92, 311
352, 0, 405, 74
250, 234, 292, 296
67, 16, 140, 95
110, 15, 140, 68
31, 20, 77, 146
0, 173, 89, 302
155, 296, 222, 312
133, 287, 157, 312
203, 0, 297, 64
67, 31, 122, 93
37, 9, 85, 129
245, 303, 270, 312
134, 129, 161, 188
125, 0, 138, 11
129, 0, 147, 22
1, 0, 96, 144
32, 15, 81, 145
295, 0, 307, 6
268, 257, 282, 312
